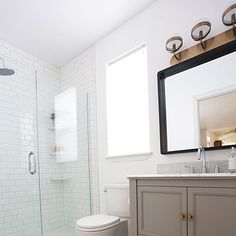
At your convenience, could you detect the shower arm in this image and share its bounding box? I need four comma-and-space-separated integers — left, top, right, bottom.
0, 57, 6, 68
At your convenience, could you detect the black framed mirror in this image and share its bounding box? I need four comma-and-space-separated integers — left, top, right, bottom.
158, 39, 236, 154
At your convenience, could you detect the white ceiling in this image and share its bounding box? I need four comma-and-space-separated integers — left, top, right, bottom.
0, 0, 156, 67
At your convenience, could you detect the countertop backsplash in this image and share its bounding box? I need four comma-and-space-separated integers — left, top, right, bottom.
157, 160, 230, 174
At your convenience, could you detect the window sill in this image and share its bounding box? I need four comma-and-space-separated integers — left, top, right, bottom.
106, 152, 153, 161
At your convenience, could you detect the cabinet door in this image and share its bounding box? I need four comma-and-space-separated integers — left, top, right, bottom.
188, 188, 236, 236
137, 186, 187, 236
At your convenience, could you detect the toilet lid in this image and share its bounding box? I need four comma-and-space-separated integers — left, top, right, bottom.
76, 215, 120, 230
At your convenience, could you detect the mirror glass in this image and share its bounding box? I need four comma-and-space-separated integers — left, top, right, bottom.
199, 91, 236, 148
165, 51, 236, 152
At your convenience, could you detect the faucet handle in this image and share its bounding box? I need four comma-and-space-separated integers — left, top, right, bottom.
184, 165, 195, 174
214, 165, 220, 173
197, 147, 202, 160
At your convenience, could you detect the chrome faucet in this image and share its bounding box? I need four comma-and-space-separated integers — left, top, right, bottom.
197, 146, 207, 173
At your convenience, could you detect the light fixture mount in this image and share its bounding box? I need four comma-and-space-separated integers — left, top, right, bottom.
222, 3, 236, 35
166, 36, 183, 61
191, 21, 211, 50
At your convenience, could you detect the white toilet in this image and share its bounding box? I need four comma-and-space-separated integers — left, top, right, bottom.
76, 184, 129, 236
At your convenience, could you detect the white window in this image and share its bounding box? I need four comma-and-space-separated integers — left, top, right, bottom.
106, 45, 150, 157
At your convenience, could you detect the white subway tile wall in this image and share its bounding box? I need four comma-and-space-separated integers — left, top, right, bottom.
0, 39, 99, 235
0, 40, 61, 235
37, 69, 65, 232
0, 66, 41, 236
60, 45, 100, 217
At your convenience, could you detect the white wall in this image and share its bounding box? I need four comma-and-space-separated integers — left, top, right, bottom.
95, 0, 235, 212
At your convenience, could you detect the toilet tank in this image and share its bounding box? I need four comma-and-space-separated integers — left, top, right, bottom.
105, 184, 130, 218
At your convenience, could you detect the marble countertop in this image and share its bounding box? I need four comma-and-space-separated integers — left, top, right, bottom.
127, 173, 236, 179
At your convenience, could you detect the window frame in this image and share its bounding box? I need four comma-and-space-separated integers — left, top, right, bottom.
105, 44, 152, 159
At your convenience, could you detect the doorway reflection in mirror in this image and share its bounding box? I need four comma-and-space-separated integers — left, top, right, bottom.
198, 91, 236, 148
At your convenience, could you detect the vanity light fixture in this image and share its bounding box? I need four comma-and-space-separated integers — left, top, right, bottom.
165, 36, 183, 61
222, 3, 236, 35
191, 21, 211, 50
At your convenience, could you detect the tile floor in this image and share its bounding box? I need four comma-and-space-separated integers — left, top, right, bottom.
44, 226, 76, 236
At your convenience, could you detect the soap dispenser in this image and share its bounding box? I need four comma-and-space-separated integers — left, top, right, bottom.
228, 147, 236, 172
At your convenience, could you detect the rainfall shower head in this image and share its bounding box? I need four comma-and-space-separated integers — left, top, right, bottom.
0, 68, 15, 76
0, 57, 15, 76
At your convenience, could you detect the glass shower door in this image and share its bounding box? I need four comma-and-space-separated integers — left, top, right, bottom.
0, 65, 42, 236
36, 83, 92, 236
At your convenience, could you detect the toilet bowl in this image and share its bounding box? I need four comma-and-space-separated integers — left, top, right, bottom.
76, 215, 128, 236
76, 184, 129, 236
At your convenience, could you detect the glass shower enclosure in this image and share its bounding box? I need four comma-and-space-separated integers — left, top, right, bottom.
0, 61, 91, 236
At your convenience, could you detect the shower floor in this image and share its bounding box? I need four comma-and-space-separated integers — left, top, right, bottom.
44, 226, 76, 236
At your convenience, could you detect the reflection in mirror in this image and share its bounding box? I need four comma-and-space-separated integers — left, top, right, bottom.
199, 91, 236, 148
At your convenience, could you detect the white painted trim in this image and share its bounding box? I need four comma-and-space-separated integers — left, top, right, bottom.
195, 85, 236, 102
193, 97, 201, 147
106, 43, 147, 66
106, 152, 153, 160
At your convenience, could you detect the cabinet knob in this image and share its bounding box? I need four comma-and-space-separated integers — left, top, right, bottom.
180, 213, 186, 221
188, 213, 194, 220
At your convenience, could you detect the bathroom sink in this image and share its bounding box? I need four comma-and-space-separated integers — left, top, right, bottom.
157, 173, 236, 177
127, 173, 236, 179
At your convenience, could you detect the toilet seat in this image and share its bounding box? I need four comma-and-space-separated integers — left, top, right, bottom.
76, 215, 120, 232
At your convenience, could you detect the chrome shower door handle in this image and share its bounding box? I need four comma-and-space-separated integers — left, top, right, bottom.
29, 152, 36, 175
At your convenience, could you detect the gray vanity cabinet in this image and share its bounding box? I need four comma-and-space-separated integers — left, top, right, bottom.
188, 187, 236, 236
137, 186, 187, 236
129, 176, 236, 236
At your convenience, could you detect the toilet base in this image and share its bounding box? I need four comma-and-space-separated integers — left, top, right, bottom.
77, 219, 128, 236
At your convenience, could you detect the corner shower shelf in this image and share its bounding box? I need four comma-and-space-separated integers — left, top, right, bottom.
50, 152, 64, 157
48, 126, 68, 131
